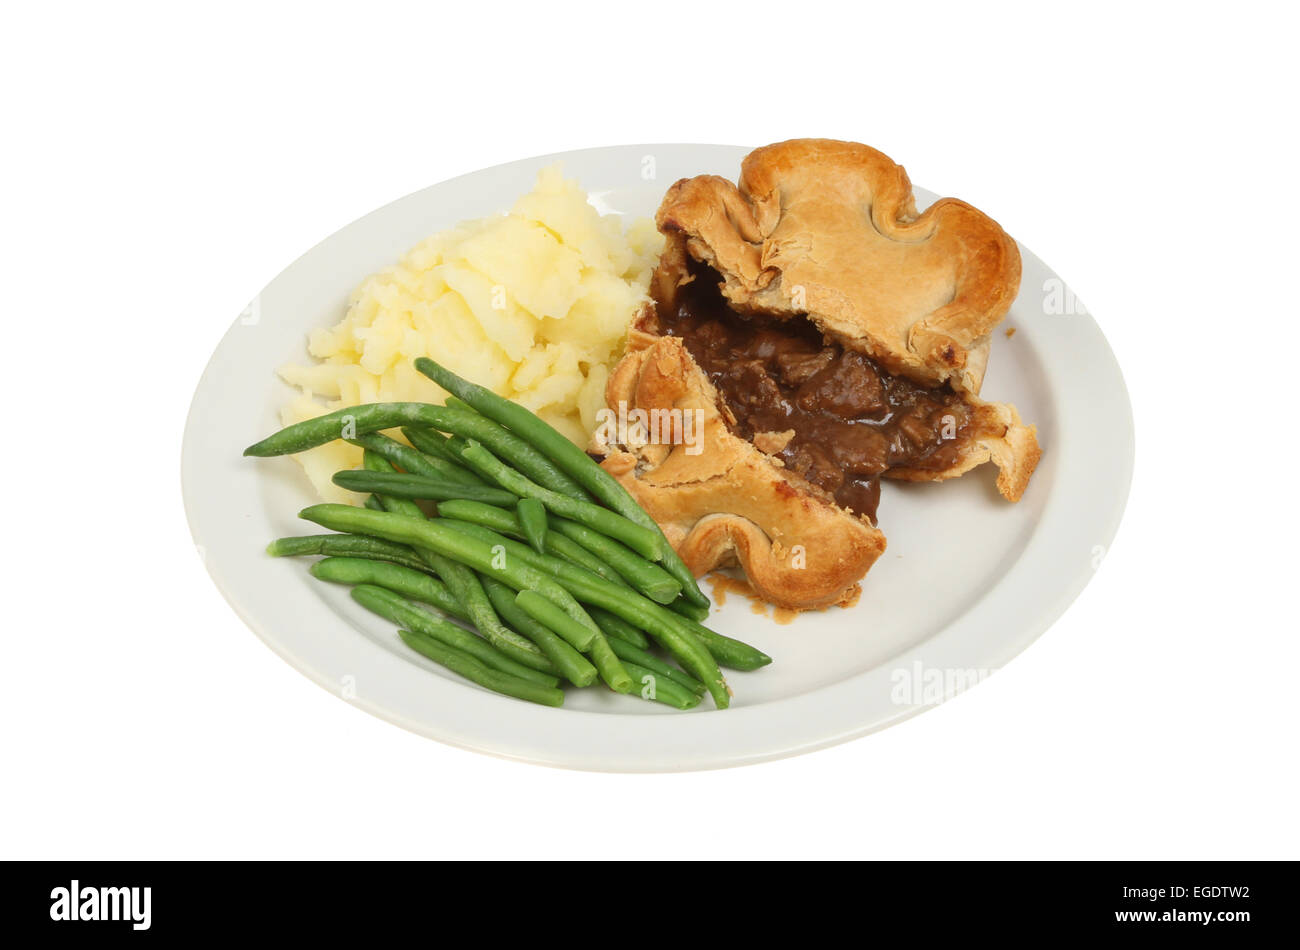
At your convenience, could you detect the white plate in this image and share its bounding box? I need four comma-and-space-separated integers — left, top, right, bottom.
182, 144, 1133, 772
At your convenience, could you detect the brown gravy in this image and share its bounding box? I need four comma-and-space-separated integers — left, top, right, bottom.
707, 574, 798, 625
655, 261, 974, 523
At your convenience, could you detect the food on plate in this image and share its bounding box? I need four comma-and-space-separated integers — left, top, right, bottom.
398, 627, 566, 708
413, 355, 710, 617
591, 330, 886, 610
276, 166, 663, 503
648, 256, 1039, 514
652, 139, 1020, 392
244, 139, 1048, 709
246, 357, 772, 709
591, 139, 1041, 610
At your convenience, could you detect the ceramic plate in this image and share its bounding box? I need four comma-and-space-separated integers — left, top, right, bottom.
182, 144, 1133, 771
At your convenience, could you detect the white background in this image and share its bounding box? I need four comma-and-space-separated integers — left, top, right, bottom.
3, 1, 1296, 859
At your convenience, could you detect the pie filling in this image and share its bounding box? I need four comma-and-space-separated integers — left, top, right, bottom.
654, 261, 980, 524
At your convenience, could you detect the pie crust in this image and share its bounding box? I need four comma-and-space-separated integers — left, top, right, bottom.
650, 140, 1040, 500
653, 138, 1021, 393
592, 327, 887, 610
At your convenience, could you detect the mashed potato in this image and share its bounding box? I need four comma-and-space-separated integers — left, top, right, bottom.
278, 166, 663, 502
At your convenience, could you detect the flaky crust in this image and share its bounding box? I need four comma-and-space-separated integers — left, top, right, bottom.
655, 138, 1022, 393
590, 331, 886, 611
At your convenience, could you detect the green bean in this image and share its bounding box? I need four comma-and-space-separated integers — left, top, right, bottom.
364, 495, 386, 511
555, 574, 727, 708
399, 427, 487, 484
360, 454, 555, 676
397, 629, 564, 707
587, 629, 633, 694
437, 520, 599, 591
668, 597, 711, 623
511, 589, 597, 655
585, 606, 650, 650
668, 614, 773, 672
433, 498, 521, 535
266, 533, 429, 573
245, 403, 418, 455
547, 534, 623, 583
350, 431, 484, 486
241, 401, 588, 496
438, 519, 657, 658
400, 425, 457, 461
440, 399, 592, 500
457, 530, 603, 648
309, 557, 466, 621
436, 521, 601, 651
333, 469, 518, 506
436, 499, 633, 590
394, 512, 727, 708
604, 636, 705, 695
445, 517, 730, 700
548, 517, 680, 604
457, 440, 662, 560
300, 505, 602, 642
480, 577, 597, 687
361, 450, 427, 519
350, 584, 556, 686
419, 549, 557, 674
434, 519, 652, 651
413, 356, 710, 609
620, 661, 702, 710
516, 498, 548, 555
510, 589, 632, 694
